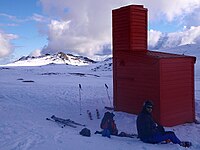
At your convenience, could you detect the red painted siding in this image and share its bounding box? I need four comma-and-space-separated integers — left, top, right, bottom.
159, 58, 195, 126
112, 5, 147, 53
113, 52, 161, 122
113, 51, 196, 126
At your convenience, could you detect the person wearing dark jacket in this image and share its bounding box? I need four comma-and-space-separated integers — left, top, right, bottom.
136, 100, 191, 147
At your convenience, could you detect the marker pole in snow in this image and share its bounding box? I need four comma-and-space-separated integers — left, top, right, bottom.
79, 84, 82, 115
105, 84, 112, 107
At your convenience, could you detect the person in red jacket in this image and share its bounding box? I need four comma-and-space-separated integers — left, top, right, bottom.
100, 112, 118, 138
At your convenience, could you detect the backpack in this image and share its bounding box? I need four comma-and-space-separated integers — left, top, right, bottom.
79, 128, 91, 137
100, 112, 118, 135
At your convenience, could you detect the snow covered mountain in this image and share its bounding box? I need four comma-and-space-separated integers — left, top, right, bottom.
5, 43, 199, 68
91, 57, 112, 72
5, 52, 96, 66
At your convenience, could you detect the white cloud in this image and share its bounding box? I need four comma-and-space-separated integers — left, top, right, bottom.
148, 30, 162, 48
43, 19, 109, 56
163, 0, 200, 21
0, 13, 17, 21
29, 49, 42, 57
48, 20, 70, 36
183, 7, 200, 28
31, 13, 48, 23
180, 26, 200, 45
0, 13, 30, 23
39, 0, 200, 23
163, 26, 200, 47
39, 0, 129, 56
0, 31, 18, 58
39, 0, 200, 56
133, 0, 200, 22
0, 23, 18, 27
148, 26, 200, 49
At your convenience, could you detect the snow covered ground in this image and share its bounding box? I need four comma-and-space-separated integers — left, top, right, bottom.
0, 45, 200, 150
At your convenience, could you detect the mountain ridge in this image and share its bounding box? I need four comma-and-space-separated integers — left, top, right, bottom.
6, 52, 97, 66
3, 44, 200, 67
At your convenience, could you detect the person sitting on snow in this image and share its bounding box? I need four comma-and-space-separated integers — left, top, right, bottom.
100, 111, 118, 138
136, 100, 191, 148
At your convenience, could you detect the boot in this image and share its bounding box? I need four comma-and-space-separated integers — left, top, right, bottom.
180, 141, 192, 148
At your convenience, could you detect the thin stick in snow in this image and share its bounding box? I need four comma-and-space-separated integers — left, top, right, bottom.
79, 84, 82, 115
105, 84, 112, 107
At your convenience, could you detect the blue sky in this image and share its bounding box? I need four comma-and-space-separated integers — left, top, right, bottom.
0, 0, 47, 58
0, 0, 200, 64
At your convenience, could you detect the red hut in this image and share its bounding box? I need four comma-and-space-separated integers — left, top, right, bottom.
112, 5, 196, 127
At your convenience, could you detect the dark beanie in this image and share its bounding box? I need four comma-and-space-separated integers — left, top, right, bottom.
143, 100, 153, 108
